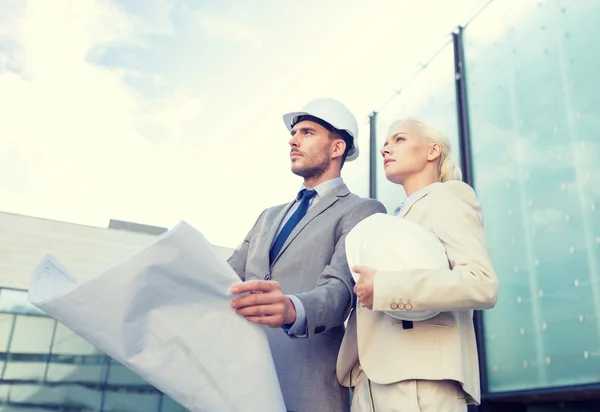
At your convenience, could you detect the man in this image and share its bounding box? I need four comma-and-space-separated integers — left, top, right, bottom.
228, 98, 386, 412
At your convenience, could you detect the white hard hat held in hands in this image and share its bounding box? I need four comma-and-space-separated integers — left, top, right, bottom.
282, 98, 359, 162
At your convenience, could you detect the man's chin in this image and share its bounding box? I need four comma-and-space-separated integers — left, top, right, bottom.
291, 160, 329, 179
290, 166, 303, 177
291, 164, 310, 178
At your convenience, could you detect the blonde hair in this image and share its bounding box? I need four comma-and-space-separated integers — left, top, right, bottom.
389, 117, 462, 182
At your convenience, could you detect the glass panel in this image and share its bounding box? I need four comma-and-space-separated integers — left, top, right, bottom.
3, 383, 101, 410
9, 316, 54, 354
51, 323, 102, 355
0, 289, 45, 316
160, 395, 188, 412
0, 383, 10, 402
103, 391, 160, 412
107, 362, 151, 386
46, 363, 105, 384
0, 314, 14, 352
464, 0, 600, 393
375, 40, 460, 213
2, 361, 46, 381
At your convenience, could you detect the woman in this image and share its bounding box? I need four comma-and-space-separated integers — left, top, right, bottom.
336, 118, 499, 412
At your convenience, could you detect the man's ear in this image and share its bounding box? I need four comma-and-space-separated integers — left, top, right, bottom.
331, 139, 346, 160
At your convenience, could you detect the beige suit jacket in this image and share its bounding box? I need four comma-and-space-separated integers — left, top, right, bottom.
336, 181, 499, 405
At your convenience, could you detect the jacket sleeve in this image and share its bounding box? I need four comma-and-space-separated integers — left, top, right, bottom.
295, 199, 387, 339
227, 210, 265, 281
373, 182, 499, 313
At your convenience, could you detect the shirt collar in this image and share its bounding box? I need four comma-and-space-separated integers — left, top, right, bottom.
394, 182, 438, 215
298, 177, 344, 200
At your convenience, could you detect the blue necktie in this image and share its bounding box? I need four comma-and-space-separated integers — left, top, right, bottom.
394, 202, 405, 216
269, 189, 317, 264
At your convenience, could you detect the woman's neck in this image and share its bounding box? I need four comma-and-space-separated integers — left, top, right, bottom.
401, 172, 439, 197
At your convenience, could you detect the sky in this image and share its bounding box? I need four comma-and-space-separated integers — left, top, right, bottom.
1, 0, 487, 248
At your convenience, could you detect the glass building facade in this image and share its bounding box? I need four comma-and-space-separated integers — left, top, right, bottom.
0, 289, 186, 412
366, 0, 600, 410
466, 0, 600, 397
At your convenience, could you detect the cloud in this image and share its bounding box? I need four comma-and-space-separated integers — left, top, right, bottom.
471, 118, 600, 197
0, 0, 514, 249
135, 91, 204, 143
196, 12, 263, 50
531, 208, 565, 230
0, 1, 204, 228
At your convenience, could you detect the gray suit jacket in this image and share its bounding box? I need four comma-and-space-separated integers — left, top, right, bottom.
228, 183, 385, 412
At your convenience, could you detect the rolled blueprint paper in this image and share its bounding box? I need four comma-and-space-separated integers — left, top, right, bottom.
28, 221, 286, 412
345, 213, 449, 321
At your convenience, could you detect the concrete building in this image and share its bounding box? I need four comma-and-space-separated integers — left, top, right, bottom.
0, 211, 233, 411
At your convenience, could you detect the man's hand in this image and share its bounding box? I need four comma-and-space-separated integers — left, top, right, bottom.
231, 280, 297, 328
353, 265, 376, 310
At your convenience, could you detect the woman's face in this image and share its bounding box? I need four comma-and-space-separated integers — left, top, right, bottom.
380, 121, 433, 185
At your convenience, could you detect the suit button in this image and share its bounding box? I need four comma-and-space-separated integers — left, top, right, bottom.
397, 302, 405, 310
405, 303, 413, 311
264, 274, 271, 280
390, 302, 398, 310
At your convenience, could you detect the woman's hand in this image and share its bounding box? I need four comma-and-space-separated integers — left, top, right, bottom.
353, 265, 376, 309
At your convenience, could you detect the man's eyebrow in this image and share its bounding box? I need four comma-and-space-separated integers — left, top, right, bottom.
291, 127, 317, 135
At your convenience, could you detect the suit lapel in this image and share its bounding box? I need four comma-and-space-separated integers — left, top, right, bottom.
397, 182, 442, 218
262, 201, 295, 270
270, 184, 349, 266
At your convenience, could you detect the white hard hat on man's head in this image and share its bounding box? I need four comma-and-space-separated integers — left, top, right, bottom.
283, 98, 359, 162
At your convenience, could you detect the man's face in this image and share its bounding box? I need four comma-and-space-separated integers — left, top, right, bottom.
288, 120, 333, 179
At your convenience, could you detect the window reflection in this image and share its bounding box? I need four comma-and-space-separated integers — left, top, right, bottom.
9, 316, 54, 354
46, 363, 106, 384
51, 323, 101, 356
2, 361, 46, 381
160, 395, 188, 412
103, 391, 160, 412
0, 314, 14, 353
0, 287, 179, 411
2, 383, 102, 410
464, 0, 600, 392
0, 289, 45, 317
107, 362, 151, 386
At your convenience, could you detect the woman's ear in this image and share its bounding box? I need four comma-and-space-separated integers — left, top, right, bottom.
428, 142, 442, 161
